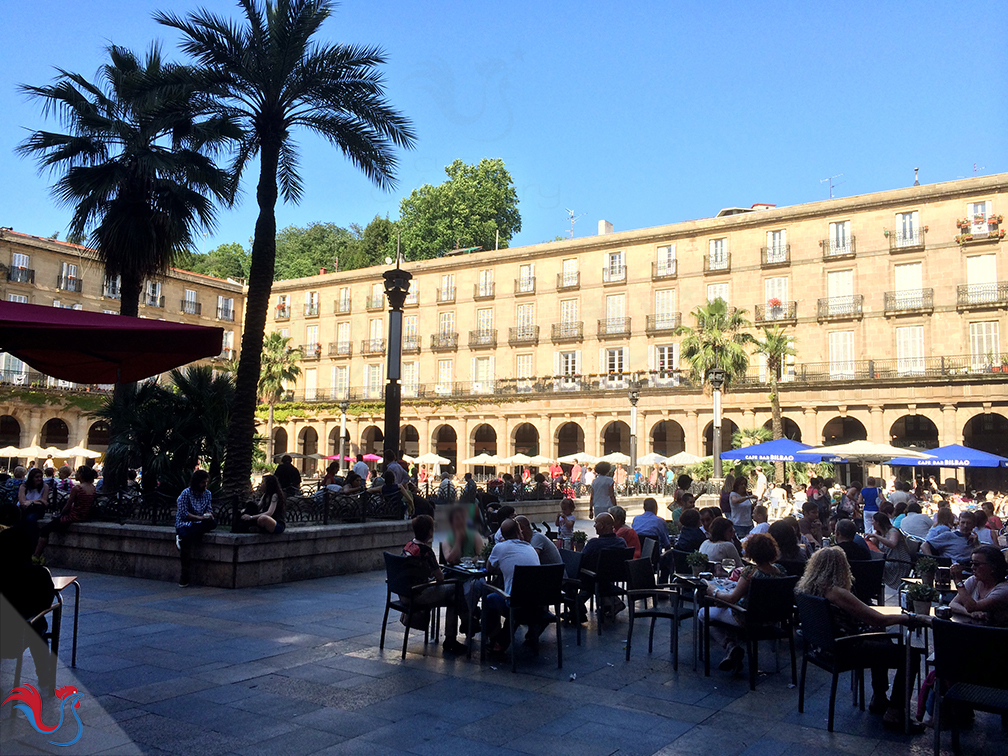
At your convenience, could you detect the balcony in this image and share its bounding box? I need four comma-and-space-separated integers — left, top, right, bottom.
217, 348, 235, 361
181, 299, 202, 316
651, 261, 677, 280
888, 228, 926, 253
402, 337, 421, 355
301, 343, 322, 359
597, 317, 631, 339
469, 329, 497, 349
557, 271, 580, 291
754, 301, 798, 325
515, 277, 536, 295
366, 293, 384, 311
508, 325, 540, 347
275, 304, 290, 321
760, 245, 790, 268
473, 282, 495, 300
404, 290, 419, 308
361, 338, 386, 356
645, 313, 682, 335
103, 282, 120, 299
551, 322, 583, 343
57, 275, 83, 292
7, 267, 34, 284
217, 305, 235, 322
145, 294, 165, 308
430, 332, 459, 352
704, 253, 731, 274
436, 286, 456, 304
817, 294, 864, 321
884, 288, 934, 316
602, 266, 626, 285
821, 237, 856, 260
328, 341, 352, 358
304, 302, 319, 317
956, 215, 1004, 246
957, 282, 1008, 311
334, 298, 351, 315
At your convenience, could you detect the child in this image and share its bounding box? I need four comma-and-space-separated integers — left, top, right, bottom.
555, 497, 576, 549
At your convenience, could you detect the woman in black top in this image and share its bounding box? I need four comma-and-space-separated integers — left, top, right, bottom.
242, 474, 286, 534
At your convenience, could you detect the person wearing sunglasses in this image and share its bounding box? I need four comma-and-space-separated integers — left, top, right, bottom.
949, 544, 1008, 626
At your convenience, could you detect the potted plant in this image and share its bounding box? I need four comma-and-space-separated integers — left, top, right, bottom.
906, 583, 938, 616
571, 530, 588, 552
687, 550, 708, 577
915, 555, 937, 587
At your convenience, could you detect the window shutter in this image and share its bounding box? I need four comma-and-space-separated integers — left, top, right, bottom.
766, 231, 773, 250
575, 349, 582, 374
987, 200, 994, 218
599, 347, 606, 374
622, 346, 629, 374
647, 344, 655, 372
553, 351, 560, 377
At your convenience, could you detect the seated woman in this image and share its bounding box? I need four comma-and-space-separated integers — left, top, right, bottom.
700, 516, 743, 568
32, 465, 96, 563
702, 533, 787, 672
241, 474, 286, 534
18, 467, 50, 537
321, 462, 340, 488
441, 504, 485, 565
339, 470, 364, 494
865, 512, 912, 589
950, 544, 1008, 626
769, 517, 808, 564
796, 547, 922, 732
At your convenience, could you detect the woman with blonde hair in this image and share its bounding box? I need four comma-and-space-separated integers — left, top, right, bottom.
797, 547, 922, 732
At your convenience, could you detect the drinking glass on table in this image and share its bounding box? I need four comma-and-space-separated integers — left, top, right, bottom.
721, 558, 736, 576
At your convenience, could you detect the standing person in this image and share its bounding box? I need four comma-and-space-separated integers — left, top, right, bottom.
570, 459, 582, 497
865, 512, 911, 589
614, 464, 627, 495
174, 470, 216, 587
274, 454, 302, 496
859, 477, 884, 534
728, 476, 755, 537
352, 453, 370, 483
753, 466, 768, 501
589, 461, 616, 518
33, 466, 96, 563
719, 473, 736, 517
548, 459, 563, 483
42, 455, 55, 476
241, 474, 286, 533
555, 498, 576, 549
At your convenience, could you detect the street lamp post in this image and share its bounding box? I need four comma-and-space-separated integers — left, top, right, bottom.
382, 255, 412, 466
628, 383, 640, 495
708, 368, 726, 480
338, 399, 349, 475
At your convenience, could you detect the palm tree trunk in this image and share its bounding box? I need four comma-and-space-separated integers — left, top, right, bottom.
770, 368, 784, 482
266, 402, 275, 464
223, 140, 280, 522
107, 270, 143, 491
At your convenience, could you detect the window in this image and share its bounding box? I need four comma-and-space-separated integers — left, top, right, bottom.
516, 353, 534, 392
707, 283, 729, 304
368, 318, 383, 347
602, 346, 629, 386
969, 200, 993, 236
896, 326, 925, 375
477, 269, 494, 297
965, 254, 998, 304
518, 263, 535, 292
757, 335, 796, 383
828, 331, 855, 379
652, 344, 680, 385
656, 245, 676, 276
185, 289, 197, 302
331, 365, 349, 399
364, 364, 383, 398
305, 290, 319, 315
305, 325, 319, 352
279, 327, 290, 339
405, 280, 417, 305
8, 293, 28, 304
606, 251, 625, 277
476, 308, 493, 334
472, 356, 494, 393
338, 287, 351, 311
560, 299, 578, 324
826, 269, 854, 315
708, 238, 728, 270
336, 321, 350, 348
970, 321, 1000, 368
2, 350, 27, 379
222, 330, 234, 356
370, 282, 383, 307
401, 362, 418, 397
304, 367, 317, 400
516, 303, 535, 335
606, 347, 625, 375
560, 258, 579, 288
440, 273, 455, 300
145, 281, 162, 306
217, 295, 235, 320
828, 220, 852, 255
60, 262, 79, 290
403, 315, 417, 345
893, 262, 924, 308
766, 230, 787, 263
436, 359, 453, 394
606, 293, 625, 320
12, 252, 29, 270
103, 274, 121, 299
654, 289, 677, 329
896, 211, 920, 247
764, 276, 789, 307
555, 350, 581, 388
438, 311, 455, 335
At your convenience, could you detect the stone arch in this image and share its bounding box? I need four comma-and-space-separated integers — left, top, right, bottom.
328, 425, 350, 458
649, 419, 686, 455
273, 427, 288, 458
963, 412, 1008, 457
298, 426, 319, 474
0, 415, 22, 447
471, 423, 497, 455
703, 419, 740, 456
555, 421, 585, 458
87, 421, 110, 452
889, 414, 939, 449
760, 416, 803, 441
821, 416, 868, 445
360, 425, 383, 456
401, 424, 420, 457
512, 422, 540, 456
600, 420, 631, 456
41, 417, 70, 447
433, 424, 458, 473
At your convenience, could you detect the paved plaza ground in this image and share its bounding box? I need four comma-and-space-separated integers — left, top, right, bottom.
2, 561, 1005, 756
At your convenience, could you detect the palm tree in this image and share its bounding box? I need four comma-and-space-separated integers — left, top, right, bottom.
158, 0, 416, 498
259, 332, 302, 463
18, 44, 236, 318
676, 298, 756, 390
755, 325, 796, 480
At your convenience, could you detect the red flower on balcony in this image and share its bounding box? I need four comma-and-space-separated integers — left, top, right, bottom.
767, 297, 782, 308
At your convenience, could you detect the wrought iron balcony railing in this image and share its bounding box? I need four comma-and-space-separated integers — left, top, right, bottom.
468, 329, 497, 349
182, 299, 202, 316
217, 306, 235, 322
430, 332, 458, 351
145, 295, 165, 308
704, 253, 731, 274
557, 271, 580, 291
366, 294, 384, 311
754, 301, 798, 324
361, 338, 386, 356
402, 337, 421, 355
602, 266, 626, 284
275, 305, 290, 320
473, 282, 495, 300
515, 277, 536, 295
889, 228, 926, 253
437, 286, 456, 304
883, 288, 934, 315
57, 275, 83, 292
821, 236, 856, 260
551, 321, 583, 343
956, 282, 1008, 310
508, 325, 539, 346
651, 261, 677, 280
645, 313, 682, 335
304, 302, 319, 317
328, 341, 352, 358
8, 267, 35, 284
760, 245, 790, 268
598, 317, 631, 339
817, 294, 864, 321
334, 298, 351, 314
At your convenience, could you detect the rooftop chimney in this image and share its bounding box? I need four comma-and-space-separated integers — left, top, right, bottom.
598, 220, 614, 236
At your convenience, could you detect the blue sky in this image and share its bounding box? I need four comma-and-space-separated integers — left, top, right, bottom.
1, 1, 1005, 252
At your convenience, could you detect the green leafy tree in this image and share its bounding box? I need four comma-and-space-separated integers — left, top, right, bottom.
274, 222, 356, 280
675, 298, 756, 390
258, 332, 302, 462
18, 44, 236, 319
732, 426, 772, 448
398, 158, 521, 259
179, 241, 250, 279
344, 214, 397, 270
158, 0, 416, 503
755, 325, 797, 480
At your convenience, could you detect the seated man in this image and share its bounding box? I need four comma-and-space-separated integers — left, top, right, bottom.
609, 505, 641, 559
923, 508, 977, 564
516, 515, 562, 565
580, 512, 628, 617
273, 455, 302, 496
437, 471, 457, 503
898, 502, 932, 539
484, 518, 541, 651
402, 514, 466, 654
742, 504, 770, 545
631, 497, 671, 552
835, 517, 872, 562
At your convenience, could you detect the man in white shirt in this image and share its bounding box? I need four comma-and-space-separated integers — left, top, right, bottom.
754, 467, 768, 501
899, 502, 933, 539
352, 454, 370, 482
484, 519, 541, 651
516, 515, 562, 565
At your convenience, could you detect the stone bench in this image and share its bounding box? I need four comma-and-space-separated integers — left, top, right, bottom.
45, 520, 413, 588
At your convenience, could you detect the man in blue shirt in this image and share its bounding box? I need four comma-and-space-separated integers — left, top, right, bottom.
923, 509, 977, 564
631, 497, 671, 551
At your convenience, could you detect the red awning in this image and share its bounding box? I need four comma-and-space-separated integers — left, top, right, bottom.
0, 301, 225, 383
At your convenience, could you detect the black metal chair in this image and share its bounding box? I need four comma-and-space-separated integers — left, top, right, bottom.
558, 548, 584, 646
1, 569, 62, 710
624, 558, 690, 669
379, 552, 458, 659
795, 593, 896, 732
481, 563, 565, 672
581, 546, 635, 636
778, 558, 807, 578
640, 537, 658, 570
702, 575, 800, 691
849, 558, 887, 606
931, 618, 1008, 756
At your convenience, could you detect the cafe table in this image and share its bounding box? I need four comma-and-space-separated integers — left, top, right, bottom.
873, 604, 931, 734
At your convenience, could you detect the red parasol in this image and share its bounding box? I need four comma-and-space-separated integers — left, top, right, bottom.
0, 301, 224, 383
